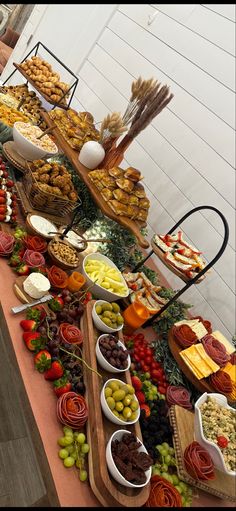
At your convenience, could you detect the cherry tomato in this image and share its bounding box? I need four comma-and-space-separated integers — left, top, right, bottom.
6, 180, 14, 188
133, 354, 140, 363
144, 356, 153, 365
143, 364, 149, 372
0, 190, 6, 196
0, 164, 6, 170
145, 348, 153, 357
158, 386, 166, 394
0, 215, 6, 221
0, 197, 6, 204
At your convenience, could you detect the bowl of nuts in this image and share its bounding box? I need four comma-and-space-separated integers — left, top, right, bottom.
47, 237, 80, 270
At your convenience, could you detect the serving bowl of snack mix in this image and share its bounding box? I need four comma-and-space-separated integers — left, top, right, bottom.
194, 393, 236, 476
47, 237, 81, 270
13, 122, 58, 160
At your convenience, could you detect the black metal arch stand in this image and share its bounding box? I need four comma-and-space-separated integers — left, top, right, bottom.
132, 206, 229, 327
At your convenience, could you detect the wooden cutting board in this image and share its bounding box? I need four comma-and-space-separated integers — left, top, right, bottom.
80, 300, 150, 507
13, 276, 51, 305
169, 405, 236, 502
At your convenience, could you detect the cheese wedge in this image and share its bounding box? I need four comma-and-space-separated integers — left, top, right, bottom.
212, 331, 235, 355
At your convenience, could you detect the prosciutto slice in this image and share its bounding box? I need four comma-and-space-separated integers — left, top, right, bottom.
166, 385, 192, 410
57, 391, 88, 428
23, 249, 45, 267
0, 232, 15, 255
184, 441, 215, 480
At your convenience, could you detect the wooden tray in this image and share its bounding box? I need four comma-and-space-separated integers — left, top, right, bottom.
40, 111, 150, 250
13, 276, 51, 304
80, 300, 150, 507
15, 181, 72, 226
2, 141, 28, 173
169, 405, 236, 502
168, 328, 235, 405
151, 238, 205, 284
13, 63, 68, 110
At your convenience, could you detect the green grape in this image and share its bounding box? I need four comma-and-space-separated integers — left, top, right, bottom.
63, 456, 75, 468
71, 451, 78, 460
79, 469, 88, 482
66, 445, 75, 454
164, 455, 171, 465
169, 447, 175, 455
156, 445, 163, 452
167, 475, 173, 484
169, 457, 176, 466
161, 472, 169, 480
171, 474, 179, 486
152, 467, 161, 476
161, 449, 168, 457
58, 437, 68, 447
181, 496, 186, 506
58, 448, 69, 459
161, 463, 168, 472
179, 481, 188, 492
76, 459, 82, 469
63, 426, 73, 436
77, 433, 86, 444
175, 485, 183, 495
162, 442, 170, 450
63, 436, 74, 446
81, 443, 90, 454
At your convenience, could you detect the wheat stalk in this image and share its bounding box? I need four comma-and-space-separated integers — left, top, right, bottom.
99, 112, 127, 143
123, 76, 158, 125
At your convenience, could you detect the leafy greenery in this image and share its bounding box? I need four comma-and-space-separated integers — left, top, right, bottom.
152, 287, 192, 336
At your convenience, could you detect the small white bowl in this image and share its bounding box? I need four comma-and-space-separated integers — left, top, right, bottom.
96, 334, 131, 373
82, 252, 129, 302
100, 378, 140, 425
194, 392, 236, 477
106, 429, 152, 488
13, 122, 58, 161
92, 300, 123, 334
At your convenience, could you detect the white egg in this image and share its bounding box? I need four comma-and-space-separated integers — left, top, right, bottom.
6, 198, 12, 206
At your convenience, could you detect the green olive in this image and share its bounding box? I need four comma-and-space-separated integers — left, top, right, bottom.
111, 302, 120, 313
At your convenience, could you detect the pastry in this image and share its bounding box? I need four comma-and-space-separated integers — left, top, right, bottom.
133, 182, 146, 198
108, 200, 128, 216
116, 178, 134, 193
128, 194, 139, 206
108, 167, 124, 179
124, 167, 143, 182
139, 197, 150, 209
101, 176, 116, 189
127, 205, 139, 218
136, 209, 148, 222
113, 188, 130, 204
101, 188, 114, 201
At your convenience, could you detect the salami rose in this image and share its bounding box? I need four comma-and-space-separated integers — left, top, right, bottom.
47, 265, 68, 289
209, 370, 233, 395
173, 324, 197, 348
24, 235, 47, 253
145, 475, 182, 507
57, 391, 88, 428
202, 334, 230, 367
23, 249, 45, 267
0, 231, 15, 255
59, 323, 83, 345
166, 385, 192, 410
192, 316, 212, 334
184, 441, 215, 480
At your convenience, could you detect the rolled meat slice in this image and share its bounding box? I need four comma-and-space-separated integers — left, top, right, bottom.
202, 334, 230, 367
166, 385, 192, 410
57, 391, 88, 428
184, 441, 215, 480
0, 232, 15, 255
173, 324, 198, 348
59, 323, 83, 345
23, 249, 45, 267
209, 370, 233, 395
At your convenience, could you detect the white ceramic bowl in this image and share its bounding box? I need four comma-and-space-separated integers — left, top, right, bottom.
13, 122, 58, 161
100, 378, 140, 425
194, 392, 236, 477
106, 429, 152, 488
82, 252, 129, 302
92, 300, 124, 334
96, 334, 131, 373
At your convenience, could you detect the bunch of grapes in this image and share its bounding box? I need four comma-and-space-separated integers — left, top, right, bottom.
142, 379, 161, 401
57, 289, 84, 325
58, 426, 90, 481
152, 442, 193, 507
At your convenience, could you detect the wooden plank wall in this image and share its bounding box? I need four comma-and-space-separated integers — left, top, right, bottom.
72, 4, 235, 338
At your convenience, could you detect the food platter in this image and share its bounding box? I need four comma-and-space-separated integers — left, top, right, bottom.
80, 300, 150, 507
169, 405, 236, 502
2, 141, 28, 173
13, 275, 50, 305
13, 63, 68, 110
40, 111, 150, 250
168, 328, 235, 405
151, 238, 205, 284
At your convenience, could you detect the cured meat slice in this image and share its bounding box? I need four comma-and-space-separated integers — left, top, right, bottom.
202, 334, 230, 367
209, 370, 233, 395
166, 385, 192, 410
173, 324, 198, 348
23, 249, 45, 267
0, 231, 15, 255
184, 441, 215, 480
57, 391, 88, 428
145, 475, 183, 507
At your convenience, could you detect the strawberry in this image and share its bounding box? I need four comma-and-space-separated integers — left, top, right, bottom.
23, 332, 45, 352
15, 263, 29, 276
135, 390, 146, 404
44, 360, 64, 381
20, 319, 37, 332
8, 254, 22, 267
48, 296, 64, 312
140, 403, 151, 418
26, 305, 47, 324
34, 350, 51, 372
81, 291, 92, 305
131, 375, 143, 391
53, 373, 72, 397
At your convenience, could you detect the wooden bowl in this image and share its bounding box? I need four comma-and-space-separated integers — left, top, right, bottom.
26, 213, 59, 240
47, 237, 81, 270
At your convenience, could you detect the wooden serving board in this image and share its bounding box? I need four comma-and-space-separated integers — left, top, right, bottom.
13, 276, 49, 304
13, 63, 68, 109
151, 238, 205, 284
80, 300, 150, 507
41, 111, 150, 250
15, 181, 72, 226
169, 405, 236, 502
2, 141, 28, 173
168, 328, 235, 405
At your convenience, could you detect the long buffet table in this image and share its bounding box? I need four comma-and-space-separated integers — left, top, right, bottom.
0, 253, 233, 507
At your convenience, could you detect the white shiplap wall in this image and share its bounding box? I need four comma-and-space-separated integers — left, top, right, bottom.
2, 4, 235, 337
72, 4, 235, 338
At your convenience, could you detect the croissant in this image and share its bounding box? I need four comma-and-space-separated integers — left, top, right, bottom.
50, 94, 62, 102
44, 81, 54, 88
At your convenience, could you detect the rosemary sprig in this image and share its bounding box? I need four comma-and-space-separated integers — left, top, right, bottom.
59, 346, 102, 379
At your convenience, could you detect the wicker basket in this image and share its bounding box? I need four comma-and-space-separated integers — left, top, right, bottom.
23, 165, 77, 217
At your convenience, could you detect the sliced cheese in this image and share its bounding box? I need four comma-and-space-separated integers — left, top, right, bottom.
222, 362, 236, 384
174, 252, 199, 267
174, 318, 207, 340
181, 344, 213, 378
212, 331, 235, 355
195, 344, 220, 373
165, 252, 192, 271
180, 352, 204, 379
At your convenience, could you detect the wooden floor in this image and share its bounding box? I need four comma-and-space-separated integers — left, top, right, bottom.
0, 304, 59, 507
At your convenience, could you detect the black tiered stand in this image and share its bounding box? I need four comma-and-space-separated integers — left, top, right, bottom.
131, 206, 229, 327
